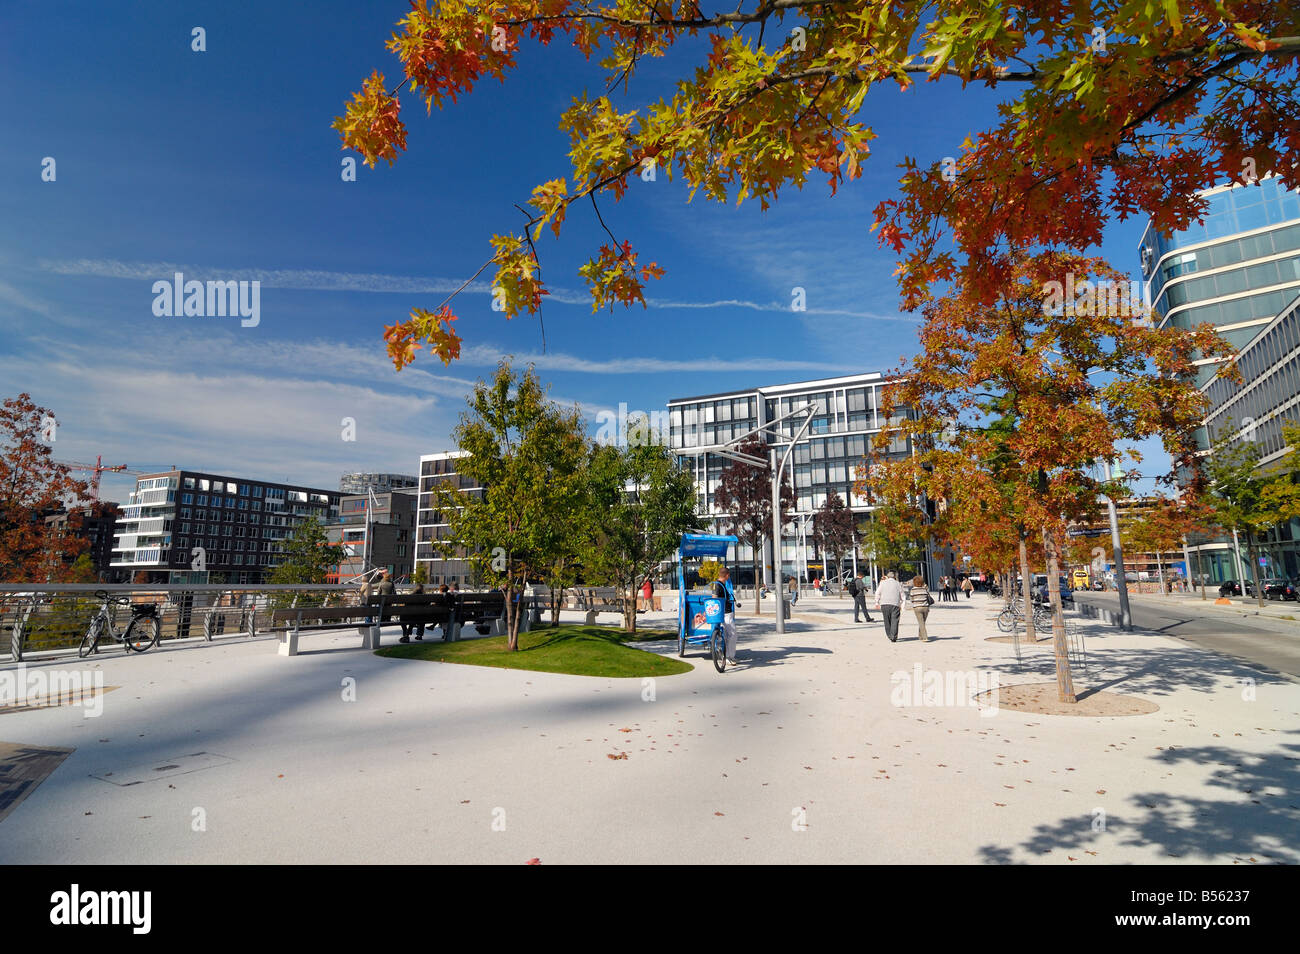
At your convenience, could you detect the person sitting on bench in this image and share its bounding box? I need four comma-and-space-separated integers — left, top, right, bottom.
400, 582, 426, 643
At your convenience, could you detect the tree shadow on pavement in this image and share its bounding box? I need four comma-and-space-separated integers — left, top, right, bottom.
978, 731, 1300, 864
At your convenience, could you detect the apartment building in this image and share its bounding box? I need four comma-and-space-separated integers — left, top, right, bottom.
414, 451, 483, 586
325, 489, 417, 582
111, 470, 340, 583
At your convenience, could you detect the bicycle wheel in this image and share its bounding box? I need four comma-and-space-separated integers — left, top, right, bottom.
996, 609, 1015, 633
125, 615, 160, 653
710, 624, 726, 673
79, 617, 103, 658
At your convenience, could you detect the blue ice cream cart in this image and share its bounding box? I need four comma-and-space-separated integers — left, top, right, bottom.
677, 533, 739, 672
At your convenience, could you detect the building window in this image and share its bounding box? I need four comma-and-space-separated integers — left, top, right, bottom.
196, 495, 207, 506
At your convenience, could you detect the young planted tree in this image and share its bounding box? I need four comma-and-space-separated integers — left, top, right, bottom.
873, 249, 1230, 703
335, 3, 1299, 368
813, 491, 856, 592
434, 362, 589, 650
584, 438, 701, 632
0, 394, 92, 582
269, 517, 348, 584
714, 437, 794, 614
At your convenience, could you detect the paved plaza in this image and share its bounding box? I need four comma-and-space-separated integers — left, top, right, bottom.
1, 595, 1297, 864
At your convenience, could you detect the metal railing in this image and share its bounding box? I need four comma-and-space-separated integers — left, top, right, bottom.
0, 584, 372, 662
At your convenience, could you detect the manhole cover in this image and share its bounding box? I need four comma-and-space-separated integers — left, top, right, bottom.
92, 751, 235, 786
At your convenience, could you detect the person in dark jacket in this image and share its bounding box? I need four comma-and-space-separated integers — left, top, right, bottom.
850, 570, 873, 623
710, 566, 740, 665
400, 582, 425, 642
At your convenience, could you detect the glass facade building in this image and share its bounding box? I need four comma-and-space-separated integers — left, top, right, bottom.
668, 373, 934, 585
1140, 177, 1300, 582
1139, 176, 1300, 388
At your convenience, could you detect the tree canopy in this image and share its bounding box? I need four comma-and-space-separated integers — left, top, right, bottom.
336, 1, 1300, 366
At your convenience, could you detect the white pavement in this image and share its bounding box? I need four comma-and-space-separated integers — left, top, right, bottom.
1, 598, 1297, 864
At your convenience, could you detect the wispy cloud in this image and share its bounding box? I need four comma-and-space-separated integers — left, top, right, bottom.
456, 344, 858, 374
34, 257, 918, 320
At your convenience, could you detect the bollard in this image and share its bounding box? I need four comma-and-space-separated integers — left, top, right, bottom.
203, 609, 214, 641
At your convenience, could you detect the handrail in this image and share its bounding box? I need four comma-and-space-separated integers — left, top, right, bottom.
0, 584, 361, 594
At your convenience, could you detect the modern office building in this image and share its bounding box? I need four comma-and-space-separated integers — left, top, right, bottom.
111, 470, 340, 583
1196, 293, 1300, 580
667, 373, 938, 585
325, 489, 417, 582
339, 472, 419, 495
1139, 175, 1300, 387
1139, 175, 1300, 581
414, 452, 484, 585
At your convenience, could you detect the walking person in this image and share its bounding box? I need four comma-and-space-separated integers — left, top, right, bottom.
850, 570, 873, 623
711, 566, 740, 665
961, 576, 974, 599
400, 582, 426, 643
788, 575, 799, 608
874, 571, 904, 642
908, 574, 934, 641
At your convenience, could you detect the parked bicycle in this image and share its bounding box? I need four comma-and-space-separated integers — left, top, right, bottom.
79, 591, 162, 657
996, 597, 1050, 634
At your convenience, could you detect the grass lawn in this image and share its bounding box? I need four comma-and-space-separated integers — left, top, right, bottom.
375, 624, 693, 678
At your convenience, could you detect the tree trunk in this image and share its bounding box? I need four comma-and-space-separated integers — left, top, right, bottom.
1156, 551, 1165, 596
550, 587, 561, 627
1248, 534, 1266, 608
506, 582, 521, 652
624, 588, 637, 633
1042, 525, 1077, 704
1018, 534, 1036, 642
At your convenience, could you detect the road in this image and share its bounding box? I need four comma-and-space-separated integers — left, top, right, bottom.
1074, 592, 1300, 680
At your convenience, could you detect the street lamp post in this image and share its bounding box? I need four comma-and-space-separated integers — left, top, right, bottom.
713, 403, 816, 637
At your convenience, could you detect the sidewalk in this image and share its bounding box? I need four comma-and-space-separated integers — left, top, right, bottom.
1, 599, 1296, 864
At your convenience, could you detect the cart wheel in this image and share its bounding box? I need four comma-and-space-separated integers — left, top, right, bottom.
711, 624, 726, 673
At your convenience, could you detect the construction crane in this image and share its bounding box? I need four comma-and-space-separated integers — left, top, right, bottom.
55, 455, 145, 503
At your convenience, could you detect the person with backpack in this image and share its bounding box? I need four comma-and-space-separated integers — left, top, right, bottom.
850, 570, 873, 623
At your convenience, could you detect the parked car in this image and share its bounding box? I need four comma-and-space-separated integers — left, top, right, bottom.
1259, 578, 1297, 601
1218, 580, 1241, 597
1033, 576, 1074, 605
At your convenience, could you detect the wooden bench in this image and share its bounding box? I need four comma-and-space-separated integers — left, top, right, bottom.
269, 605, 383, 657
366, 593, 458, 641
366, 592, 510, 641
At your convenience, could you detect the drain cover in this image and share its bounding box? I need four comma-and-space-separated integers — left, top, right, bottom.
92, 751, 235, 786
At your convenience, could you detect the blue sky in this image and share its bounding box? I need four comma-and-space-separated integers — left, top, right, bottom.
0, 1, 1159, 504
